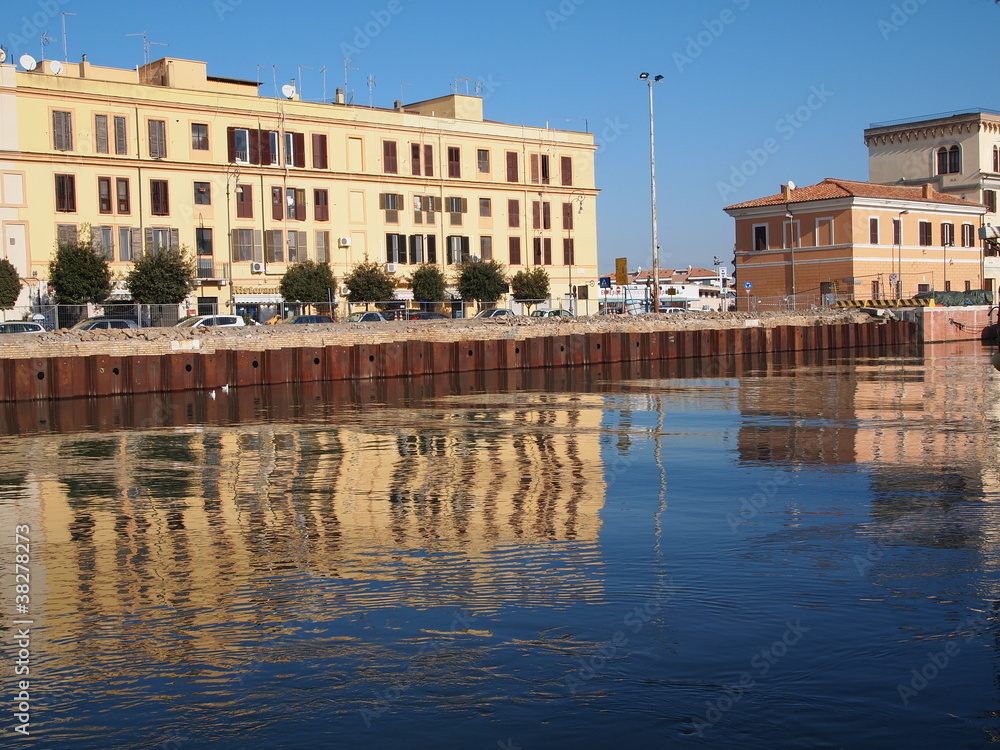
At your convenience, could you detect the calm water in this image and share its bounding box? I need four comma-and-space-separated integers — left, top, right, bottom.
2, 344, 999, 749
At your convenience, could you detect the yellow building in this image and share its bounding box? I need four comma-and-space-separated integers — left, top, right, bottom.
0, 57, 598, 319
724, 178, 987, 308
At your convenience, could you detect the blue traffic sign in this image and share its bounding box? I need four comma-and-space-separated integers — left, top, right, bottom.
743, 281, 752, 290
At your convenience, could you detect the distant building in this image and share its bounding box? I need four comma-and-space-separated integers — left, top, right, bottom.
597, 266, 731, 311
724, 178, 986, 308
0, 56, 598, 319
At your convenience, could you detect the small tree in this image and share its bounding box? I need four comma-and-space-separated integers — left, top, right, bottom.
126, 244, 197, 304
48, 235, 113, 305
410, 264, 447, 304
342, 260, 396, 307
511, 267, 550, 314
0, 258, 22, 309
280, 260, 337, 313
457, 259, 507, 307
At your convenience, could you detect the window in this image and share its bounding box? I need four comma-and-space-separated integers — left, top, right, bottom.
869, 218, 879, 245
191, 123, 209, 150
962, 223, 975, 247
893, 218, 902, 245
232, 228, 257, 262
447, 197, 467, 226
314, 189, 329, 222
386, 233, 406, 264
284, 132, 305, 167
381, 193, 402, 223
236, 184, 253, 219
531, 201, 551, 230
98, 177, 112, 214
919, 220, 932, 246
562, 237, 575, 266
509, 236, 522, 265
479, 198, 492, 217
941, 223, 955, 247
93, 226, 114, 260
272, 187, 283, 221
477, 149, 490, 174
447, 235, 469, 264
312, 133, 328, 169
480, 236, 493, 261
816, 218, 833, 246
150, 180, 169, 216
508, 199, 520, 228
994, 145, 1000, 173
561, 156, 573, 186
287, 188, 306, 221
194, 181, 211, 205
411, 143, 422, 176
506, 151, 519, 182
541, 154, 550, 184
448, 147, 461, 178
115, 177, 132, 214
95, 115, 109, 154
423, 144, 433, 177
118, 227, 134, 261
383, 140, 398, 174
53, 111, 73, 151
414, 195, 437, 224
232, 128, 250, 163
530, 154, 539, 184
965, 280, 971, 292
114, 116, 128, 155
426, 235, 437, 263
562, 203, 574, 230
752, 225, 767, 252
196, 227, 213, 256
56, 224, 78, 247
148, 227, 176, 250
267, 131, 279, 165
408, 235, 424, 265
287, 230, 307, 263
148, 119, 167, 159
986, 190, 997, 214
937, 145, 960, 175
532, 237, 552, 265
55, 174, 76, 212
315, 231, 329, 263
265, 230, 284, 262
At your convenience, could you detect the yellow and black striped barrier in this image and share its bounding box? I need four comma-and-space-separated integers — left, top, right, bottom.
835, 298, 931, 309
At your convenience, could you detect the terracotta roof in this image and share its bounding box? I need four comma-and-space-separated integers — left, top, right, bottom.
723, 178, 984, 210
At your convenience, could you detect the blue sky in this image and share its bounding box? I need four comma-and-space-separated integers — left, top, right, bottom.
3, 0, 998, 274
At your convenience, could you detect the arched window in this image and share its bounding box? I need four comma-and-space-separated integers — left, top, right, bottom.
993, 145, 1000, 173
937, 145, 961, 175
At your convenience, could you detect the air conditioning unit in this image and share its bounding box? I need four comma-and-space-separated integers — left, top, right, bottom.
385, 262, 398, 273
250, 262, 265, 274
338, 237, 352, 248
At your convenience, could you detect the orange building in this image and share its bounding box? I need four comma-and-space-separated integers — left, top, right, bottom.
724, 178, 987, 309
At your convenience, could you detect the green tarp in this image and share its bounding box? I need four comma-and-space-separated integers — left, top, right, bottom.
912, 290, 994, 306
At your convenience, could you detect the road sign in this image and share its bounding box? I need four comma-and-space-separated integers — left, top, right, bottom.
615, 257, 628, 285
890, 274, 898, 282
599, 276, 611, 289
743, 281, 752, 290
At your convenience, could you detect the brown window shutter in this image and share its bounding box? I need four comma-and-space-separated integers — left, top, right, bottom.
530, 154, 540, 184
253, 230, 263, 263
379, 193, 386, 210
544, 238, 552, 265
561, 156, 573, 186
508, 199, 519, 228
424, 144, 433, 176
293, 133, 305, 168
533, 237, 542, 264
144, 227, 154, 251
506, 151, 518, 182
250, 129, 262, 165
562, 202, 573, 230
532, 201, 541, 230
461, 198, 468, 213
411, 143, 421, 176
272, 187, 283, 220
448, 147, 461, 178
114, 116, 128, 155
227, 127, 237, 163
383, 141, 398, 173
170, 228, 180, 250
95, 115, 109, 154
296, 189, 306, 220
312, 134, 328, 169
543, 202, 551, 230
509, 236, 521, 265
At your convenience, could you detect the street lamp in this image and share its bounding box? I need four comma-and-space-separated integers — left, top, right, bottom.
639, 72, 664, 313
943, 237, 954, 291
896, 209, 909, 298
785, 211, 797, 308
225, 163, 242, 297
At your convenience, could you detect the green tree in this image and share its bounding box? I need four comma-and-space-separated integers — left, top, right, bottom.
280, 260, 337, 312
343, 260, 396, 306
126, 245, 197, 304
511, 267, 550, 313
410, 264, 447, 303
457, 259, 507, 305
0, 258, 22, 309
48, 234, 113, 305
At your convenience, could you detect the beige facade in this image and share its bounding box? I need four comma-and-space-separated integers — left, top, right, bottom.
725, 179, 986, 308
0, 57, 598, 318
865, 110, 1000, 289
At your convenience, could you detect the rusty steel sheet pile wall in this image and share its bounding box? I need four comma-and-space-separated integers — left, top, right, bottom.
0, 320, 916, 403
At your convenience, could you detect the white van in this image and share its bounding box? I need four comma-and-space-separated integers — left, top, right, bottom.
176, 314, 247, 328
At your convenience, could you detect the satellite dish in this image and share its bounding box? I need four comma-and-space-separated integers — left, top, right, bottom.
19, 54, 37, 71
281, 84, 296, 99
787, 180, 796, 191
0, 49, 7, 64
49, 60, 63, 75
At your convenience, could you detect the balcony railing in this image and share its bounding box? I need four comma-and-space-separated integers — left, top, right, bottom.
197, 259, 230, 280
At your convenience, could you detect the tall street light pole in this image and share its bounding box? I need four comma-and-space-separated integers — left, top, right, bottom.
225, 163, 241, 304
640, 72, 663, 313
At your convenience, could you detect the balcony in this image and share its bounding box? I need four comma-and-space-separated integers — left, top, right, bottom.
197, 259, 230, 283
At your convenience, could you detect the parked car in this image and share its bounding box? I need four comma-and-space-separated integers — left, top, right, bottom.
175, 314, 247, 328
474, 308, 515, 319
282, 314, 335, 324
530, 309, 574, 317
345, 311, 389, 323
0, 321, 46, 334
72, 317, 139, 331
404, 311, 449, 321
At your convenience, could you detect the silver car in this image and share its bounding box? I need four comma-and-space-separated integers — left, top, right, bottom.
0, 321, 45, 334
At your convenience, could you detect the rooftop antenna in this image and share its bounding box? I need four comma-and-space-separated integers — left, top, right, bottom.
319, 65, 327, 102
126, 30, 167, 65
296, 64, 312, 99
60, 12, 75, 62
343, 57, 357, 100
400, 81, 411, 103
271, 65, 279, 99
39, 32, 56, 60
255, 64, 265, 87
367, 74, 376, 108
